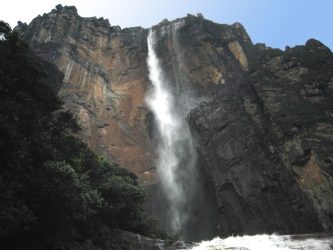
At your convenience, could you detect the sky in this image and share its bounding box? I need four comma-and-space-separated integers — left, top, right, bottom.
1, 0, 332, 50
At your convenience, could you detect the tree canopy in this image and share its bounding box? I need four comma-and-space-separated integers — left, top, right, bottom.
0, 21, 154, 250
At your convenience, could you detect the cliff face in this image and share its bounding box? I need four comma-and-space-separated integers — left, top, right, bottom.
188, 39, 333, 235
17, 5, 155, 185
18, 5, 333, 238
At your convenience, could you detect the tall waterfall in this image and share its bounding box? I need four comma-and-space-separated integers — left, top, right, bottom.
146, 28, 196, 233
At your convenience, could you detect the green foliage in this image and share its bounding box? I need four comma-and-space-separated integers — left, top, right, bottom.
41, 161, 103, 220
0, 21, 27, 53
0, 21, 153, 249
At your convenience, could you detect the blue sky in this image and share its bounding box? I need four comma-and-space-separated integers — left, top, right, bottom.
1, 0, 332, 50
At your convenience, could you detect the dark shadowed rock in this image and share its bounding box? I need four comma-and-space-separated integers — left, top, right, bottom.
17, 5, 333, 240
187, 31, 333, 236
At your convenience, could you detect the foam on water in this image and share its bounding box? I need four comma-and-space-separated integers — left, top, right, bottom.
191, 234, 333, 250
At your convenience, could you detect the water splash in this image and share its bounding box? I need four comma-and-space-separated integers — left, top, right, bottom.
146, 29, 196, 232
191, 234, 333, 250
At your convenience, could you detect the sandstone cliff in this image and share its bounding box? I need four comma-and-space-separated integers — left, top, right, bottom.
17, 5, 155, 185
17, 5, 333, 239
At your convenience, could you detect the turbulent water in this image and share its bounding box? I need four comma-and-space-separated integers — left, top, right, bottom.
146, 28, 197, 232
191, 234, 333, 250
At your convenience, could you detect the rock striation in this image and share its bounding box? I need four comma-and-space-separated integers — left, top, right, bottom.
17, 5, 333, 239
16, 4, 155, 185
188, 38, 333, 235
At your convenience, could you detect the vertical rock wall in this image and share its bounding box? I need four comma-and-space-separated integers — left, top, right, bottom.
18, 5, 333, 238
18, 5, 156, 184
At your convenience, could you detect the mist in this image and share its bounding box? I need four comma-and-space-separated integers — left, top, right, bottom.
146, 27, 198, 233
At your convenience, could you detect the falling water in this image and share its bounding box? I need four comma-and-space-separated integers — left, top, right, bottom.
144, 27, 333, 248
146, 28, 196, 233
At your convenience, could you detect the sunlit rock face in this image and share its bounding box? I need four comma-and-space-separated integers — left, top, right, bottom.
18, 5, 156, 185
18, 5, 333, 239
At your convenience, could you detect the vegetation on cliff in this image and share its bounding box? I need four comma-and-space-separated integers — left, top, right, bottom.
0, 21, 154, 249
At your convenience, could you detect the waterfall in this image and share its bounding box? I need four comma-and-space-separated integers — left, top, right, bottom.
146, 28, 196, 233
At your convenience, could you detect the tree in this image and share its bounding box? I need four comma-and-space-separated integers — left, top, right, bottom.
0, 21, 153, 250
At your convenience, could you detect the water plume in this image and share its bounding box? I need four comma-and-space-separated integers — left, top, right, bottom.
146, 28, 196, 233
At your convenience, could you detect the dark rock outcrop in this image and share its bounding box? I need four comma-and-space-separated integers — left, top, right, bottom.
17, 5, 333, 239
187, 35, 333, 236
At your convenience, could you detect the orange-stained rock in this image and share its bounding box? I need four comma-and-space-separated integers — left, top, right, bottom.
17, 5, 333, 237
19, 5, 155, 184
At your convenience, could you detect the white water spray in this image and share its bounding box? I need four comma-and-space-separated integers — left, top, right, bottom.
146, 29, 196, 232
191, 234, 333, 250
